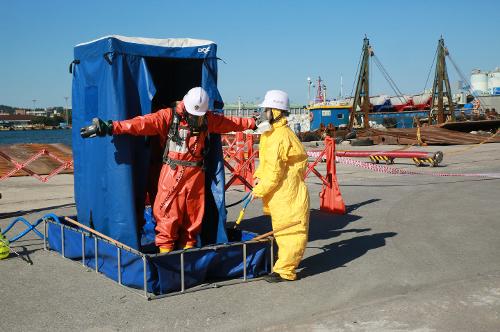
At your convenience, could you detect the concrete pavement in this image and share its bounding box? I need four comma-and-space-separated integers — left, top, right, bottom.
1, 143, 500, 331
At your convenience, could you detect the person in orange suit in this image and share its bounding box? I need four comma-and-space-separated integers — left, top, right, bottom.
81, 87, 256, 252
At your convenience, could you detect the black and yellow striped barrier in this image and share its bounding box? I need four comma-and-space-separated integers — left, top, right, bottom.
369, 155, 394, 164
337, 150, 444, 168
412, 151, 443, 167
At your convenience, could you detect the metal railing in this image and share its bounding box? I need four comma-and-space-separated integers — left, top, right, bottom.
43, 218, 274, 300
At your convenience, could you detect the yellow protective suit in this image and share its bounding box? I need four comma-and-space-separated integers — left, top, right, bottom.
252, 110, 310, 280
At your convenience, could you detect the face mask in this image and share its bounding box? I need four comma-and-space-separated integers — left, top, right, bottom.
264, 109, 274, 122
186, 113, 207, 134
252, 120, 272, 134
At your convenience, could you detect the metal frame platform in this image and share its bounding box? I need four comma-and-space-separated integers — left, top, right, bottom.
43, 218, 274, 300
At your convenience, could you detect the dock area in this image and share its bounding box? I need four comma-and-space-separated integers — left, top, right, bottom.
1, 143, 500, 331
0, 143, 73, 177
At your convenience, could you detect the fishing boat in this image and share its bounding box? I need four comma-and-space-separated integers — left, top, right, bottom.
306, 36, 485, 130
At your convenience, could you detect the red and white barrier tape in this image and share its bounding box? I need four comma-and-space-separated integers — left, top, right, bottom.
307, 150, 325, 160
336, 156, 500, 178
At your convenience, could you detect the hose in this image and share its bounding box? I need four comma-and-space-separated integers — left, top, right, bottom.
225, 191, 251, 208
234, 194, 254, 228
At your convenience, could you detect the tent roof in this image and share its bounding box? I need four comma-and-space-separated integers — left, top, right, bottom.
76, 35, 215, 48
74, 35, 217, 60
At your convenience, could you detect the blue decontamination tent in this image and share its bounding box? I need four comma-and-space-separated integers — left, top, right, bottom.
71, 35, 229, 250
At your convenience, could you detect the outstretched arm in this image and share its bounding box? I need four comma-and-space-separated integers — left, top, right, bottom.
112, 108, 171, 136
207, 113, 256, 134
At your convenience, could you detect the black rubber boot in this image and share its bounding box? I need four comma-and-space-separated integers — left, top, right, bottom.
263, 272, 293, 283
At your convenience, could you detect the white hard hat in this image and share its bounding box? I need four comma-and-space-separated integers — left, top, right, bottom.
259, 90, 289, 112
183, 87, 209, 116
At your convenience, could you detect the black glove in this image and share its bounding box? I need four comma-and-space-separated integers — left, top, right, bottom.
80, 117, 113, 138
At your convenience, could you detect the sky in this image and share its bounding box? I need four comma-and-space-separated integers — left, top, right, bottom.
1, 0, 499, 109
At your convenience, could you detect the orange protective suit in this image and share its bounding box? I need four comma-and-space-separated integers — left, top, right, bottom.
113, 102, 255, 250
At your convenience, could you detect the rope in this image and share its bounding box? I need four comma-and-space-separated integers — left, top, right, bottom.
423, 47, 438, 93
350, 48, 364, 98
391, 143, 416, 151
337, 156, 500, 178
446, 52, 488, 109
445, 129, 500, 156
416, 127, 423, 145
372, 55, 406, 104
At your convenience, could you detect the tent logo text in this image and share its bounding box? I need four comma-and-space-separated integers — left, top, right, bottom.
198, 47, 211, 55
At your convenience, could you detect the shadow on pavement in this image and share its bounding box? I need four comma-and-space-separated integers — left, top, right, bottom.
308, 209, 365, 242
0, 203, 76, 219
236, 198, 395, 279
3, 245, 35, 265
299, 232, 397, 278
235, 199, 380, 241
346, 198, 380, 214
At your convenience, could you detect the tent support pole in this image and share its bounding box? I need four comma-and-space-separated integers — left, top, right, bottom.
95, 237, 98, 273
243, 243, 247, 281
43, 219, 47, 251
270, 237, 274, 273
81, 233, 85, 266
142, 256, 148, 299
181, 252, 185, 292
60, 224, 65, 258
117, 247, 122, 285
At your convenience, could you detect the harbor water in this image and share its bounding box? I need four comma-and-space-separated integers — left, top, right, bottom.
0, 129, 72, 146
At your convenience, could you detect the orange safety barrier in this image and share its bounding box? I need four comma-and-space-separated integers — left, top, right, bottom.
222, 133, 346, 215
222, 132, 256, 191
304, 136, 346, 215
0, 149, 74, 183
1, 137, 345, 214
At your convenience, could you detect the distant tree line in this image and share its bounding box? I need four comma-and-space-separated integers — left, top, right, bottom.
0, 105, 69, 115
30, 115, 68, 126
0, 104, 72, 125
0, 105, 22, 114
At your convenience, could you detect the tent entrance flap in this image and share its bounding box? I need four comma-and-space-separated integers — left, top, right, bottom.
143, 56, 227, 247
146, 57, 203, 109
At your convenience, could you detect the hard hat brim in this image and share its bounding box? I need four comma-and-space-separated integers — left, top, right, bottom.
185, 106, 208, 116
259, 103, 288, 112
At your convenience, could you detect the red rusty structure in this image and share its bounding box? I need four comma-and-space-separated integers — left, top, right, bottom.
2, 136, 347, 215
0, 148, 73, 182
222, 132, 256, 191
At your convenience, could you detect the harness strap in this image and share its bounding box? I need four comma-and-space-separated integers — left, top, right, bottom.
163, 157, 204, 169
162, 109, 180, 162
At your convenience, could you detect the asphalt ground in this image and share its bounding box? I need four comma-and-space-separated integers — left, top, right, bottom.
1, 142, 500, 331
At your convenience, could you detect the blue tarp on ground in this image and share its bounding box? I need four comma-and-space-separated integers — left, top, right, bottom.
47, 219, 270, 294
71, 35, 228, 249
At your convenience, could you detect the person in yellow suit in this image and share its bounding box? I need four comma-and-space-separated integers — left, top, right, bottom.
252, 90, 310, 283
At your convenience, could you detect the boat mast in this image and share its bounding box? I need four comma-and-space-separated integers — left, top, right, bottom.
340, 74, 343, 99
315, 76, 325, 104
430, 37, 455, 124
348, 36, 373, 129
